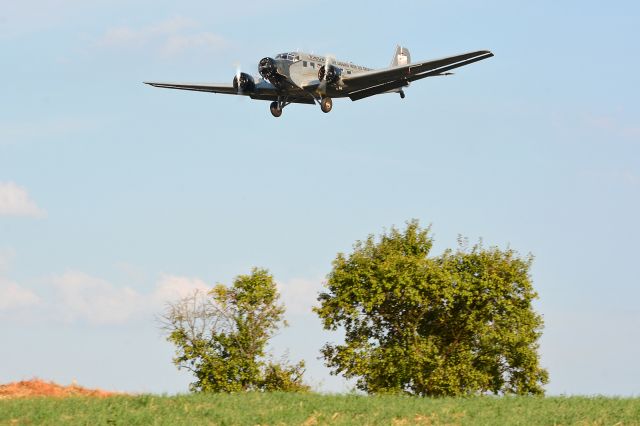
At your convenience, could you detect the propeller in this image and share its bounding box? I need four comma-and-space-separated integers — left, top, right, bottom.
318, 54, 335, 94
234, 63, 243, 94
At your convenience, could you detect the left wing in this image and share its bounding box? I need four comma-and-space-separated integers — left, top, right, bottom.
342, 50, 494, 101
144, 82, 239, 95
144, 81, 315, 104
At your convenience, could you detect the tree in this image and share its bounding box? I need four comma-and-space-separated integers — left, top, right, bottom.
161, 268, 308, 393
315, 220, 548, 396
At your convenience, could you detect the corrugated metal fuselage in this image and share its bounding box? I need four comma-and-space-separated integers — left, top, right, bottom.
271, 52, 374, 98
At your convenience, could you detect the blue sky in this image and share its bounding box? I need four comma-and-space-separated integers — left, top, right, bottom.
1, 0, 639, 395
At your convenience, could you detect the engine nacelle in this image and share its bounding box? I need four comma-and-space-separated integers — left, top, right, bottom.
258, 57, 277, 80
233, 72, 255, 92
318, 64, 342, 85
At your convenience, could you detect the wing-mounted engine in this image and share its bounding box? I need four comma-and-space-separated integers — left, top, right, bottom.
232, 72, 255, 92
318, 64, 342, 85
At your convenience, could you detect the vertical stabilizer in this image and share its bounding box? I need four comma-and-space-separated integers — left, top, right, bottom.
391, 45, 411, 67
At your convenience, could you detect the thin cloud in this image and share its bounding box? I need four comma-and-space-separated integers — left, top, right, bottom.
163, 32, 227, 56
622, 171, 640, 186
0, 251, 41, 315
98, 17, 228, 56
0, 278, 41, 311
0, 250, 40, 311
50, 271, 211, 325
152, 274, 210, 306
0, 182, 46, 218
2, 268, 321, 325
53, 271, 143, 325
277, 277, 323, 317
99, 16, 195, 47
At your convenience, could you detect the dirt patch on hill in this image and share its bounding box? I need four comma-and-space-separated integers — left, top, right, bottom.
0, 379, 121, 399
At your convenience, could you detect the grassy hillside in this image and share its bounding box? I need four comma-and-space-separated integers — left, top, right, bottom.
2, 392, 639, 425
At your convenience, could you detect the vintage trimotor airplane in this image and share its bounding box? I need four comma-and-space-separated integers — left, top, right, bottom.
145, 46, 493, 118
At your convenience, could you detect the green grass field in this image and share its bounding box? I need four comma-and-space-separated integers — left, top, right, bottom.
2, 393, 639, 425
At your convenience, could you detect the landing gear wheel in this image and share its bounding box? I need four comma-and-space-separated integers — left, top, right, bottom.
320, 97, 333, 113
399, 90, 406, 99
270, 101, 282, 118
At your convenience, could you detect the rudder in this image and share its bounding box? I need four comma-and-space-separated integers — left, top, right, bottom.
391, 45, 411, 67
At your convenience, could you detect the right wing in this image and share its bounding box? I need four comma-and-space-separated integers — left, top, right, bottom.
144, 81, 316, 105
342, 50, 494, 101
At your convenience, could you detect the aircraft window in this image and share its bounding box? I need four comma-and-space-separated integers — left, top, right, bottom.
276, 52, 300, 62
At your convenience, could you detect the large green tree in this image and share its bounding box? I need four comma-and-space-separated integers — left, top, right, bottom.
162, 268, 308, 393
315, 221, 548, 396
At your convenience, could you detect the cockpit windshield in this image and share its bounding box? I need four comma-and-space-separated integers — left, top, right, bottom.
275, 52, 300, 62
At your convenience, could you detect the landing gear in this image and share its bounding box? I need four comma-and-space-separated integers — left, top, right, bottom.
399, 90, 406, 99
320, 97, 333, 113
270, 96, 291, 118
270, 101, 282, 118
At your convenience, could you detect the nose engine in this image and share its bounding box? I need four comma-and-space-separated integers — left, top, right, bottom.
318, 64, 342, 85
258, 57, 278, 80
232, 72, 255, 92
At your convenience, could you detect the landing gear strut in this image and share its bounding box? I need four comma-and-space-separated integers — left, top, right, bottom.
320, 97, 333, 113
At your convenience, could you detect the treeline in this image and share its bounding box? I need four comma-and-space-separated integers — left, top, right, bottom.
161, 220, 548, 396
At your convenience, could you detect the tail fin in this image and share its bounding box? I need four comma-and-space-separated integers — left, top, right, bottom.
391, 45, 411, 67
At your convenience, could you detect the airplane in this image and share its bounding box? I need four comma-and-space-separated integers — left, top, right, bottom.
144, 46, 493, 118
